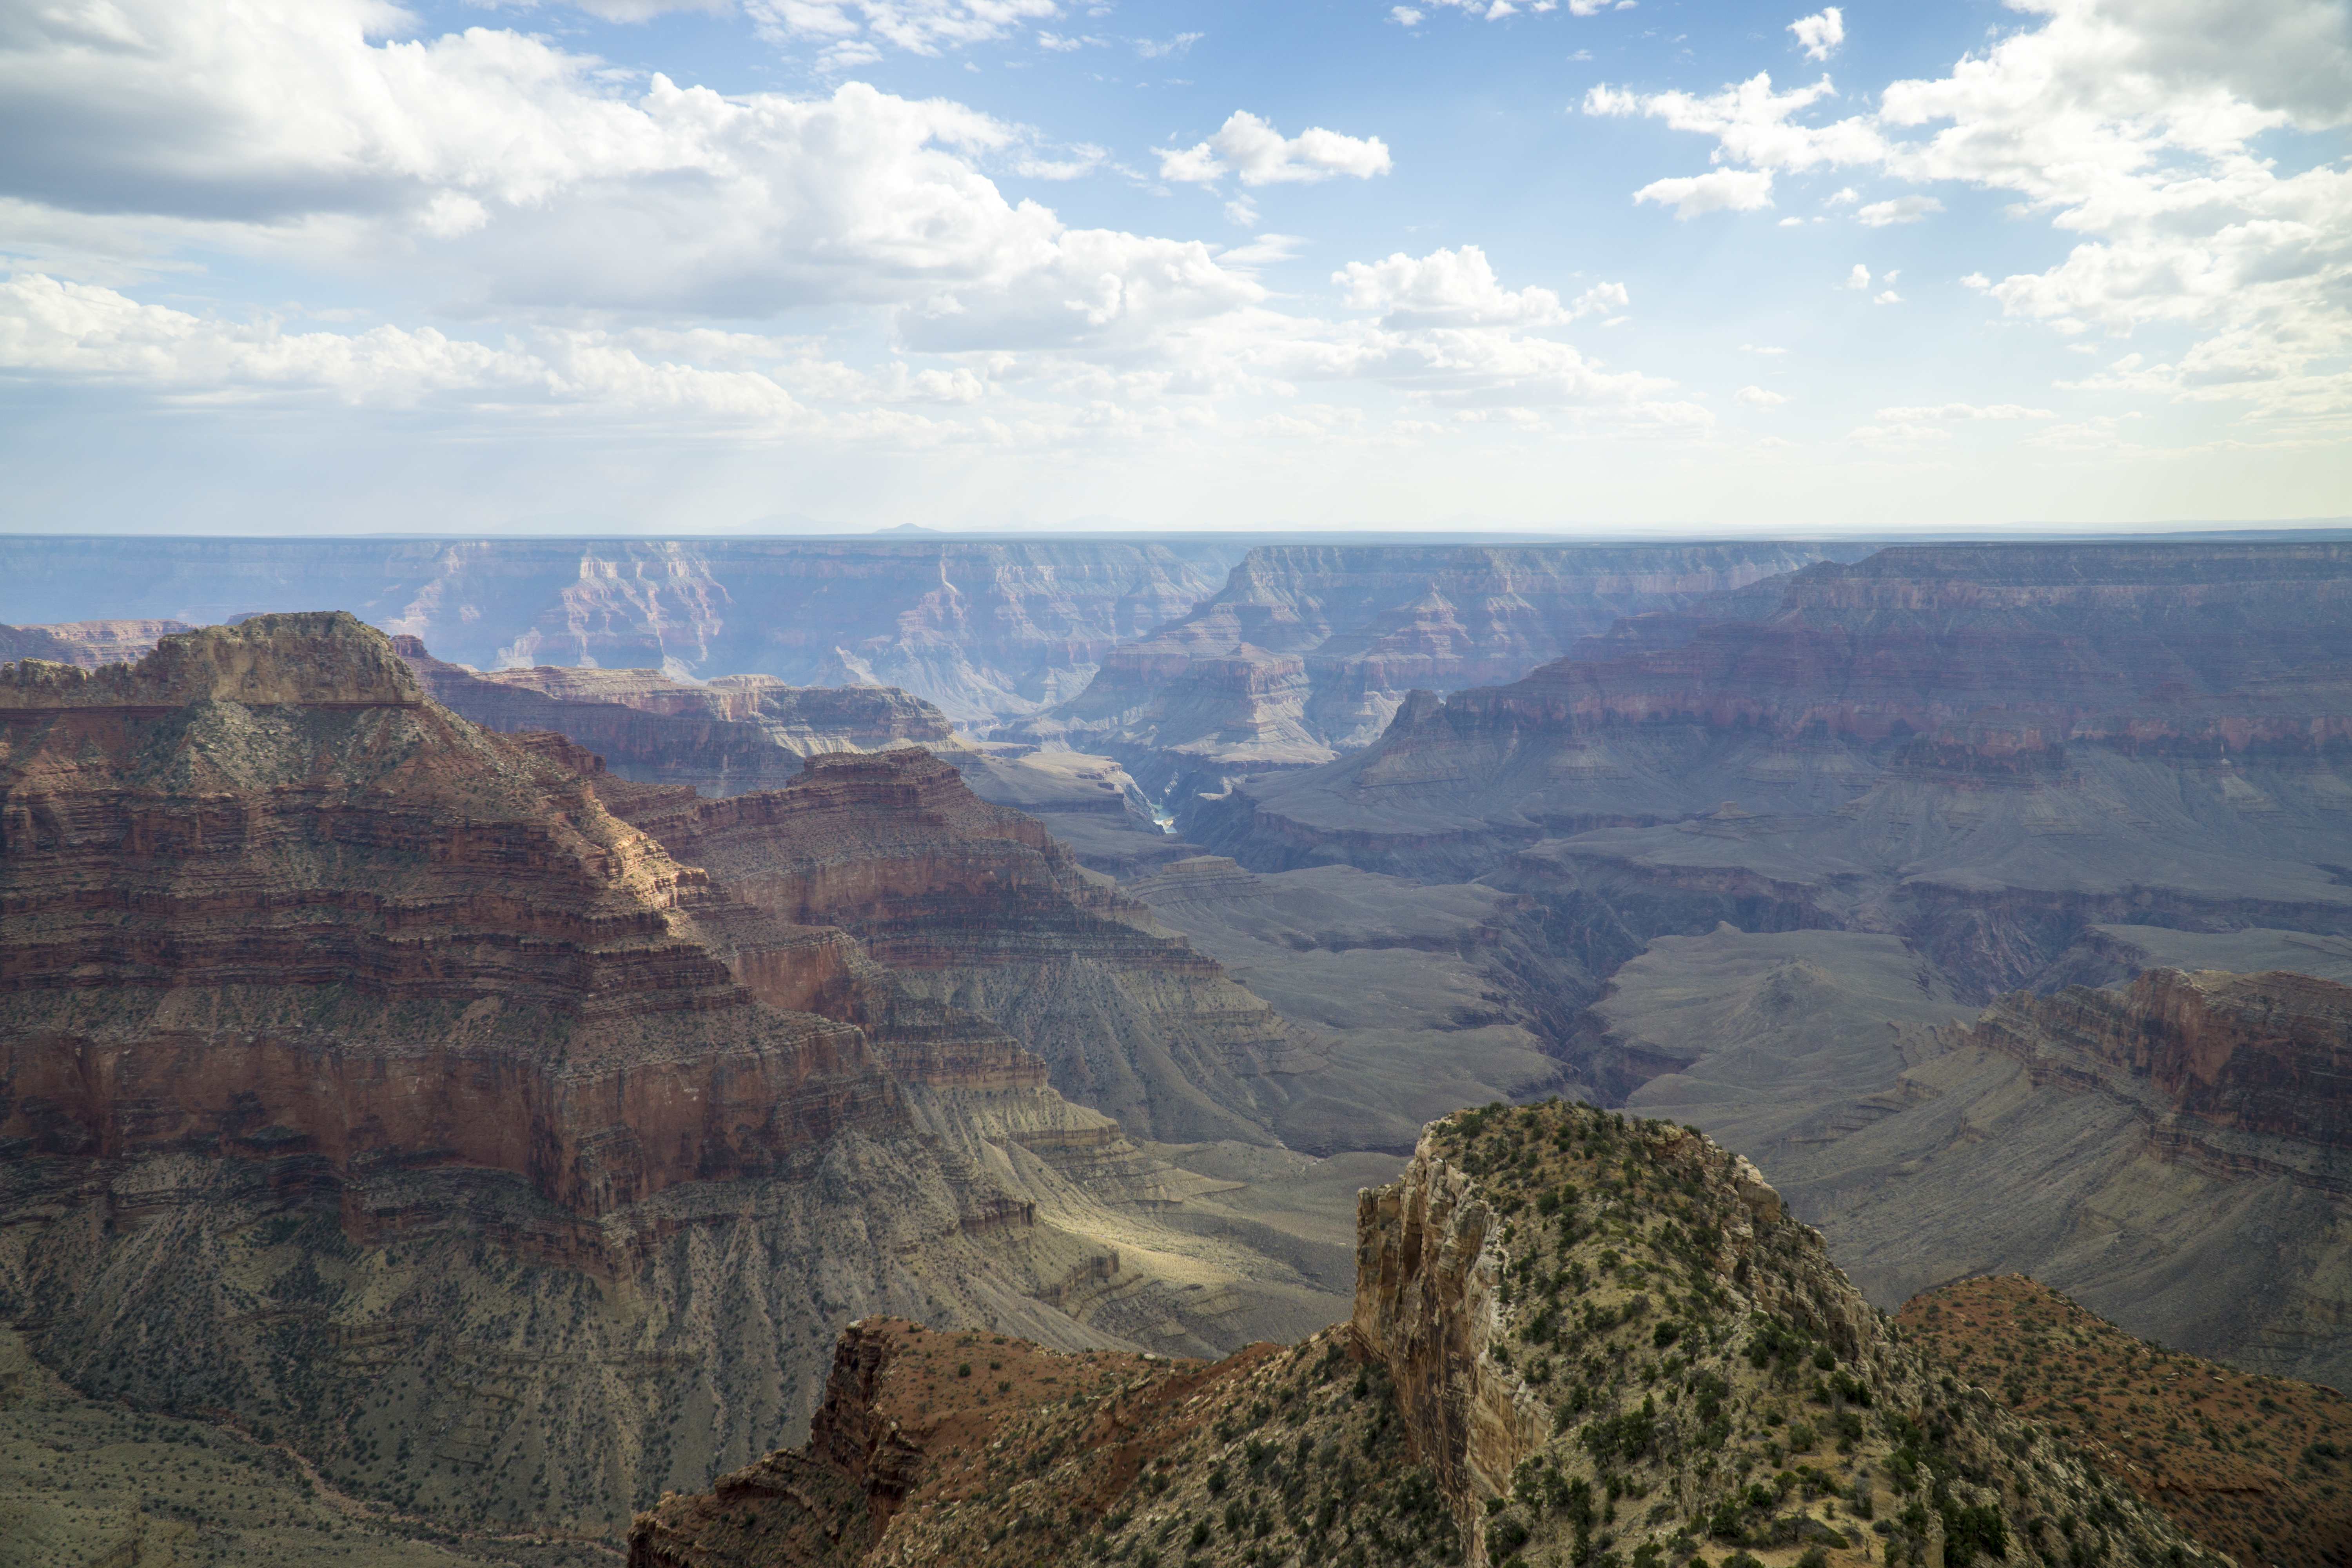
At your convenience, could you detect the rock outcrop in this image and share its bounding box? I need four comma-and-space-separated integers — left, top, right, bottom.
582, 747, 1324, 1147
630, 1100, 2219, 1568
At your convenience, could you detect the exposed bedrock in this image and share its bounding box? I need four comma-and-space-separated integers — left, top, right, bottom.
0, 613, 1364, 1542
1194, 541, 2352, 881
589, 748, 1321, 1147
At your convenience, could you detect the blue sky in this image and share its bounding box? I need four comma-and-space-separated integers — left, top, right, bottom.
1, 0, 2347, 534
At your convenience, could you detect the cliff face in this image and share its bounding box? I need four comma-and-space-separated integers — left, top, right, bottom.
590, 748, 1318, 1147
1963, 967, 2352, 1151
631, 1100, 2218, 1568
0, 614, 1359, 1544
1007, 541, 1851, 800
0, 618, 190, 669
0, 613, 903, 1217
1751, 967, 2352, 1390
0, 536, 1241, 726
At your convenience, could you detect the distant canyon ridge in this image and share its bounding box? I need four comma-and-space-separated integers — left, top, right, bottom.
0, 535, 1856, 739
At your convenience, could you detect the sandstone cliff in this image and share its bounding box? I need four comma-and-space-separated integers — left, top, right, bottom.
392, 634, 948, 794
583, 746, 1325, 1148
0, 614, 1358, 1545
0, 619, 189, 669
630, 1100, 2218, 1568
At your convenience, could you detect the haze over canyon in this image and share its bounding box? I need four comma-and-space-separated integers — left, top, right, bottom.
9, 531, 2352, 1568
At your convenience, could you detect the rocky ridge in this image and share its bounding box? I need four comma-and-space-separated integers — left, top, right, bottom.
629, 1099, 2214, 1568
2, 535, 1245, 726
0, 619, 191, 669
393, 635, 952, 794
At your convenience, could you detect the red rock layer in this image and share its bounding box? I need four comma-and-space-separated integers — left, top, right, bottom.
1959, 967, 2352, 1152
601, 749, 1213, 976
0, 613, 908, 1218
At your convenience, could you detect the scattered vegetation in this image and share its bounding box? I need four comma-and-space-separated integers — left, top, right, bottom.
1901, 1274, 2352, 1568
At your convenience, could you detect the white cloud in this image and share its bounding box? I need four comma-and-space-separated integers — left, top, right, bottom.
1133, 32, 1204, 58
1857, 194, 1943, 225
740, 0, 1060, 61
1844, 263, 1871, 290
1036, 31, 1087, 51
1014, 144, 1108, 179
1390, 5, 1424, 22
1740, 343, 1786, 354
1335, 246, 1622, 327
1157, 111, 1394, 188
1631, 168, 1775, 218
1584, 0, 2352, 421
1735, 384, 1789, 407
1788, 7, 1844, 61
1877, 402, 2056, 419
1873, 290, 1903, 304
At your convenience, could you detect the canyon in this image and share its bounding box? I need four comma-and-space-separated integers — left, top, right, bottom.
15, 535, 2352, 1561
0, 615, 1376, 1555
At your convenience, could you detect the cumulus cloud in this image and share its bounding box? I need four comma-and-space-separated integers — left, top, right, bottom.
1857, 194, 1942, 225
1390, 5, 1424, 23
0, 0, 1698, 454
1735, 385, 1789, 406
1844, 263, 1872, 290
1334, 246, 1622, 327
1631, 168, 1775, 218
1157, 111, 1394, 188
1583, 0, 2352, 420
1788, 7, 1843, 60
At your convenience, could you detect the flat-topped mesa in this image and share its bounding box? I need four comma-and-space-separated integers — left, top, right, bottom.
0, 612, 906, 1220
1960, 967, 2352, 1152
5, 611, 424, 710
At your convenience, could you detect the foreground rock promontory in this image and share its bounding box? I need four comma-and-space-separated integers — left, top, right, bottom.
632, 1100, 2216, 1567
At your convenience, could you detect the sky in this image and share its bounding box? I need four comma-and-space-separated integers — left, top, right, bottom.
1, 0, 2348, 535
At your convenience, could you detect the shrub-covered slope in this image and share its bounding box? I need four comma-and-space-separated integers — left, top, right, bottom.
633, 1101, 2218, 1568
1902, 1274, 2352, 1568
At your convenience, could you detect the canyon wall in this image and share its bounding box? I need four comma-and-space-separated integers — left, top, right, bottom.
0, 536, 1243, 725
1006, 540, 1856, 798
1757, 967, 2352, 1388
0, 613, 1356, 1544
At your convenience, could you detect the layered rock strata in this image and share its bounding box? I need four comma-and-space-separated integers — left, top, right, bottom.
0, 619, 190, 669
1007, 541, 1850, 804
1751, 967, 2352, 1389
394, 635, 953, 794
631, 1100, 2217, 1568
0, 615, 1354, 1544
582, 747, 1323, 1147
